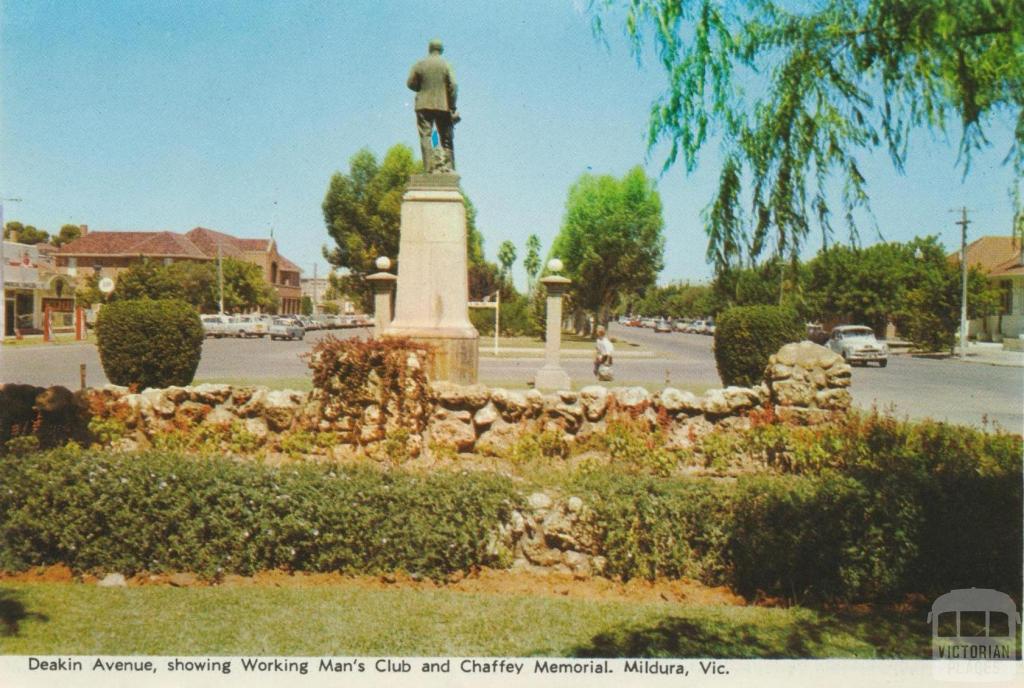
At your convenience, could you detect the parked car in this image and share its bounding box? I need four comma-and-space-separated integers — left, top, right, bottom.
654, 319, 673, 333
690, 319, 707, 335
268, 317, 305, 341
200, 314, 232, 338
827, 325, 888, 367
703, 319, 716, 336
229, 315, 269, 338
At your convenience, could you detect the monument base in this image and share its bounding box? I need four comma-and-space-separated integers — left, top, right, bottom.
385, 326, 479, 385
533, 364, 571, 392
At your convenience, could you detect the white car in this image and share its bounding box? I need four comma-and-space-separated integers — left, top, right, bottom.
200, 314, 232, 338
827, 325, 888, 367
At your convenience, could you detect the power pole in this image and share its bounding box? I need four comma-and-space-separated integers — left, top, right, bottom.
217, 242, 225, 315
955, 207, 971, 361
312, 263, 318, 315
0, 197, 24, 343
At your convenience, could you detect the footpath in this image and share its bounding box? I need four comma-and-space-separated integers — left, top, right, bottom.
893, 341, 1024, 368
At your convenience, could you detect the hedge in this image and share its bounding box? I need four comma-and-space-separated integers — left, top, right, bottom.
713, 305, 804, 386
95, 299, 203, 389
0, 449, 519, 579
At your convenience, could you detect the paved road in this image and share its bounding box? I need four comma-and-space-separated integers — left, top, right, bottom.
1, 324, 1020, 431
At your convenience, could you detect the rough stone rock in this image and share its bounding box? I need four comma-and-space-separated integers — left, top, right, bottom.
140, 388, 175, 417
524, 389, 545, 415
815, 387, 852, 411
98, 573, 127, 588
473, 403, 499, 429
174, 401, 211, 427
520, 535, 564, 567
433, 382, 490, 410
665, 415, 714, 450
163, 386, 189, 404
363, 404, 382, 426
553, 401, 583, 425
557, 391, 579, 404
231, 386, 256, 406
191, 383, 232, 406
474, 419, 520, 456
236, 387, 269, 418
613, 386, 650, 412
771, 379, 816, 407
766, 363, 793, 381
263, 390, 299, 432
701, 388, 732, 416
566, 496, 584, 514
243, 417, 269, 441
657, 387, 703, 415
574, 419, 607, 444
428, 416, 476, 452
359, 423, 385, 443
204, 406, 236, 427
527, 492, 553, 511
491, 388, 529, 422
578, 386, 610, 421
773, 340, 843, 369
562, 550, 591, 576
722, 386, 760, 412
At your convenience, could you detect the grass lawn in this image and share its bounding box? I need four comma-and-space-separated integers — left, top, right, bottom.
480, 334, 644, 351
0, 333, 96, 348
0, 582, 931, 657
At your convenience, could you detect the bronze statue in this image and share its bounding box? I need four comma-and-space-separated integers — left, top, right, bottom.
407, 39, 459, 173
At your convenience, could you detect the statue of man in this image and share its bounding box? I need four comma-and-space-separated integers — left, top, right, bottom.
407, 39, 458, 172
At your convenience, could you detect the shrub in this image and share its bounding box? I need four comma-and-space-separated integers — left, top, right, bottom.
713, 304, 803, 386
306, 336, 433, 441
95, 299, 203, 389
0, 449, 520, 579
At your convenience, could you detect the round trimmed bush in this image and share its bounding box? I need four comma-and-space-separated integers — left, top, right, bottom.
96, 299, 203, 389
714, 305, 803, 386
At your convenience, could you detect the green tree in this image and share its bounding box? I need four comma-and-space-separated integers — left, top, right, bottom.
3, 222, 49, 245
301, 295, 314, 316
323, 145, 488, 311
523, 234, 542, 293
497, 240, 517, 278
107, 258, 275, 313
550, 167, 665, 324
592, 1, 1024, 270
53, 224, 83, 247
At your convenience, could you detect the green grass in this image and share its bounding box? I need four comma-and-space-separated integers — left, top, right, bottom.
478, 334, 644, 351
0, 583, 931, 657
0, 333, 96, 348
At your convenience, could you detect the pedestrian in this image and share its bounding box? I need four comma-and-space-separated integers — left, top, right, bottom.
594, 325, 614, 381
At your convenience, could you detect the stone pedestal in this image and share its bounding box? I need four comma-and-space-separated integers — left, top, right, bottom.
533, 275, 571, 391
366, 271, 397, 337
385, 174, 479, 384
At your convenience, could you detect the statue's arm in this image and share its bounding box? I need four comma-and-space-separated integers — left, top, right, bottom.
446, 67, 457, 110
406, 66, 420, 91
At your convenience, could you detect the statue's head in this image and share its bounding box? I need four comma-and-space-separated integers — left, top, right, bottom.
428, 39, 443, 54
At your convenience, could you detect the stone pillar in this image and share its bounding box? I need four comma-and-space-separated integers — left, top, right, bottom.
385, 174, 479, 383
366, 271, 397, 337
534, 274, 571, 391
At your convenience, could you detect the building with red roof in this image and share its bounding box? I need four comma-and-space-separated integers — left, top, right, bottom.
55, 226, 303, 314
952, 235, 1024, 345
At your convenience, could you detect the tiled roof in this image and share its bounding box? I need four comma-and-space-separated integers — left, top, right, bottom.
56, 231, 208, 259
58, 227, 303, 275
953, 236, 1022, 274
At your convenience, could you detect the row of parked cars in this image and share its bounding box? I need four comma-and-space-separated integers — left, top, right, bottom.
200, 314, 370, 341
621, 316, 716, 335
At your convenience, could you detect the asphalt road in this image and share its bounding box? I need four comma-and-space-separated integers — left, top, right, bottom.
1, 324, 1020, 431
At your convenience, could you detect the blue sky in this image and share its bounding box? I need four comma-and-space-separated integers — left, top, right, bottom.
1, 1, 1019, 290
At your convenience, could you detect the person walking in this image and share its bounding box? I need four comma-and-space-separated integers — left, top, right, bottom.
594, 325, 614, 381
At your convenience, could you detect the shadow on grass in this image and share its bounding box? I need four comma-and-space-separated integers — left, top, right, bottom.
0, 587, 49, 637
563, 607, 932, 659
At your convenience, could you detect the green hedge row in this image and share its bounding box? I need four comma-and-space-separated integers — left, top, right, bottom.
96, 299, 203, 389
1, 414, 1019, 601
0, 449, 519, 579
713, 304, 804, 386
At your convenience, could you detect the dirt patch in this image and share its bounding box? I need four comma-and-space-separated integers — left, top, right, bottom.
0, 566, 745, 606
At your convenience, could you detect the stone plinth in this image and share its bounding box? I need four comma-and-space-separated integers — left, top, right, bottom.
366, 271, 397, 337
385, 174, 479, 384
534, 275, 571, 391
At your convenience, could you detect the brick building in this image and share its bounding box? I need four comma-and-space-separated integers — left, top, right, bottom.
55, 226, 303, 314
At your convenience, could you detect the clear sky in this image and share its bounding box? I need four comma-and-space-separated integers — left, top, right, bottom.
1, 1, 1019, 290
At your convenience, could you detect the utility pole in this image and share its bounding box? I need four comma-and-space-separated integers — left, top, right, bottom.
312, 263, 318, 315
955, 207, 971, 361
217, 242, 225, 315
0, 197, 24, 343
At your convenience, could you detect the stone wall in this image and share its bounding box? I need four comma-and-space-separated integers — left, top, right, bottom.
1, 341, 852, 457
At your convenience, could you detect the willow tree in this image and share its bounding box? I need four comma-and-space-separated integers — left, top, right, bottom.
591, 0, 1024, 271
